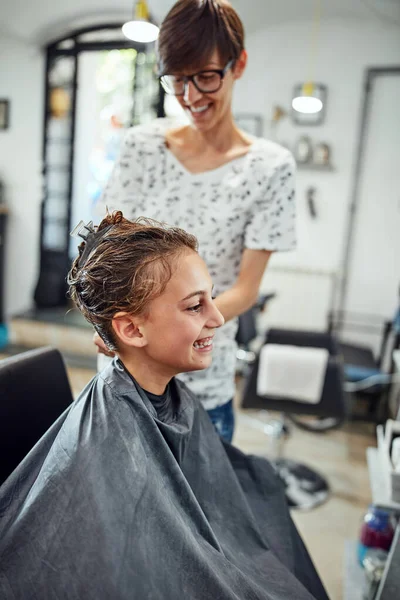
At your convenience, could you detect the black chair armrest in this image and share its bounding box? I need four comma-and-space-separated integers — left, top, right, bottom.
266, 328, 339, 355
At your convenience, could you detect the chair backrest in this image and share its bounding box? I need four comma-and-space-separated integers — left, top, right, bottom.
0, 347, 74, 485
328, 303, 400, 372
241, 328, 346, 418
236, 309, 257, 346
236, 294, 277, 348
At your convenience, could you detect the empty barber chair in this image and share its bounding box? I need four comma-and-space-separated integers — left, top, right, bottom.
329, 306, 400, 423
241, 328, 346, 510
0, 347, 74, 485
236, 293, 276, 375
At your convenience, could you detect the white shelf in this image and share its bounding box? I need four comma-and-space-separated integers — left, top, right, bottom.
297, 163, 335, 172
366, 447, 400, 510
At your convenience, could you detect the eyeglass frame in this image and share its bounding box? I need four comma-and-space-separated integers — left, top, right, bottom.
159, 59, 235, 96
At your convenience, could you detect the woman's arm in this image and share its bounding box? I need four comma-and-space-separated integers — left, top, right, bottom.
216, 148, 297, 324
213, 248, 272, 323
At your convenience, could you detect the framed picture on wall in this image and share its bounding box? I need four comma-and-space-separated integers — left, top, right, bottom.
235, 113, 264, 137
0, 100, 10, 130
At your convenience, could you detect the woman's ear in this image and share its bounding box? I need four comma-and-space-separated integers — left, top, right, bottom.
233, 49, 247, 81
112, 312, 148, 348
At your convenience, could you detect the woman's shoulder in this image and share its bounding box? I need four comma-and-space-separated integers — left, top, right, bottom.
122, 118, 184, 150
248, 137, 295, 171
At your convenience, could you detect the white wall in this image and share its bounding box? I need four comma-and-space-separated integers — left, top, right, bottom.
233, 19, 400, 331
1, 18, 399, 328
0, 33, 43, 318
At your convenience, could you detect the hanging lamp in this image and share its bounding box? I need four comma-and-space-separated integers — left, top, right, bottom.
122, 0, 159, 43
292, 0, 323, 115
292, 82, 323, 114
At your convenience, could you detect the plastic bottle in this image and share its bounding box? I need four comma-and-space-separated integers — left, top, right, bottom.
362, 549, 388, 600
358, 506, 394, 566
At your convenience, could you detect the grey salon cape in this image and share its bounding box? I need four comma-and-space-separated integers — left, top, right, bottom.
0, 359, 329, 600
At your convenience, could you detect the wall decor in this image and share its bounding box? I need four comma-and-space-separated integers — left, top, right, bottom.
291, 83, 327, 126
306, 187, 317, 219
292, 136, 335, 170
314, 142, 331, 166
294, 135, 313, 164
235, 113, 263, 137
0, 100, 10, 130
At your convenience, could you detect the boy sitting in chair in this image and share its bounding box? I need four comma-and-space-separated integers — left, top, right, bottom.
0, 212, 327, 600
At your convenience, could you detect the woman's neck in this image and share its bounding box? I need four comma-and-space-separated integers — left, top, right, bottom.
185, 113, 247, 154
166, 113, 252, 174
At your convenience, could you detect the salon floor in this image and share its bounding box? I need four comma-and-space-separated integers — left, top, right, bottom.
26, 360, 375, 600
233, 401, 374, 600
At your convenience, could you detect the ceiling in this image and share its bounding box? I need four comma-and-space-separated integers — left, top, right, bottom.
1, 0, 399, 45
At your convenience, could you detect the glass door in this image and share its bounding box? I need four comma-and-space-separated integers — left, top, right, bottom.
34, 26, 163, 308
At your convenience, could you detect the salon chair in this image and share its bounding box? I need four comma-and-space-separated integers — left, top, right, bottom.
329, 305, 400, 423
0, 347, 74, 485
240, 328, 346, 510
235, 293, 276, 375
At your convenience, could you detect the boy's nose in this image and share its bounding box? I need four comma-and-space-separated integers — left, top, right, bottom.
208, 304, 225, 329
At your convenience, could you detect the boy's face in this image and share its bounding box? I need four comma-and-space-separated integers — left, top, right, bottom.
138, 251, 224, 378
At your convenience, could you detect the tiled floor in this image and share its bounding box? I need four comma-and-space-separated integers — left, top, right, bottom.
66, 365, 374, 600
235, 412, 373, 599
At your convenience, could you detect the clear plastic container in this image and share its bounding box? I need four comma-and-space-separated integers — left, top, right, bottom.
358, 505, 394, 566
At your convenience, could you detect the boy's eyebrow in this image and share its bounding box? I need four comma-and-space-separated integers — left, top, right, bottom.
181, 290, 206, 302
181, 285, 214, 302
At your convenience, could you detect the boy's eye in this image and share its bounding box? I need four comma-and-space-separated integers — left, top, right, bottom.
187, 303, 202, 312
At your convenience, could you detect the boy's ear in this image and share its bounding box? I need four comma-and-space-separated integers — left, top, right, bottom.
233, 49, 247, 80
112, 312, 148, 348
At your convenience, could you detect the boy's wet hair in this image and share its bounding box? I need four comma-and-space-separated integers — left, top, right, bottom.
68, 211, 198, 351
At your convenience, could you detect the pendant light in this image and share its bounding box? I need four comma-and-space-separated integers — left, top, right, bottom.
292, 0, 323, 115
122, 0, 159, 43
292, 83, 323, 114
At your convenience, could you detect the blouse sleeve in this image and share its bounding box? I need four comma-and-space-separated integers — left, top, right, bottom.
94, 128, 139, 220
244, 151, 297, 252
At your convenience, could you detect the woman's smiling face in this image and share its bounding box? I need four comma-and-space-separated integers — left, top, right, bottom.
138, 250, 224, 377
172, 50, 247, 133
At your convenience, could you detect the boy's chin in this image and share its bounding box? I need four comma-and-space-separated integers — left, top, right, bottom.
188, 356, 214, 372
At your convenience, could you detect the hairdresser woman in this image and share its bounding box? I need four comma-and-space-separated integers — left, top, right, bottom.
95, 0, 296, 442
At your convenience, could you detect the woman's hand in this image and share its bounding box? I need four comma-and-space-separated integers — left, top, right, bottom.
93, 332, 115, 357
213, 248, 272, 322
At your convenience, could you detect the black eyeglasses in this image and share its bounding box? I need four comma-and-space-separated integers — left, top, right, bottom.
160, 60, 234, 96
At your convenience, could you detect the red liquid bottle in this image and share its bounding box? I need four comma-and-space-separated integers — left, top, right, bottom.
358, 506, 394, 566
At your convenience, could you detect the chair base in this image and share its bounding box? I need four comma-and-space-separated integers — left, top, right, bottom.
288, 414, 344, 433
273, 459, 330, 510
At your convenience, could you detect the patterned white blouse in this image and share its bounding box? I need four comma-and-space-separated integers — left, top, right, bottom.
97, 119, 296, 410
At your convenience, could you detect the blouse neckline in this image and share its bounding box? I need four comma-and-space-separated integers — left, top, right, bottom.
159, 130, 259, 179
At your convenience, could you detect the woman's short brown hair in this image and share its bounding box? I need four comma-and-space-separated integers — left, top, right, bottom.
157, 0, 245, 75
68, 212, 198, 351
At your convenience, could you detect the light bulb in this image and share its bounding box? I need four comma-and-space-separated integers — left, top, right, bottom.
122, 21, 159, 43
292, 96, 323, 114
